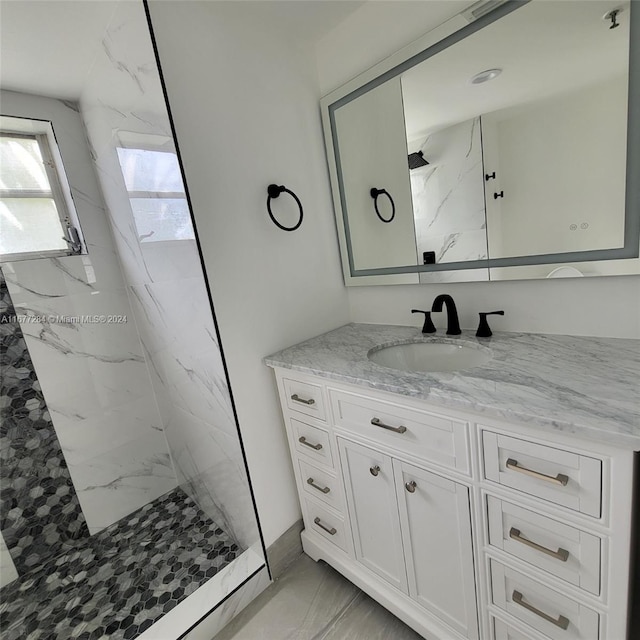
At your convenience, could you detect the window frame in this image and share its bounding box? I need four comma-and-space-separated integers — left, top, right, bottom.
0, 116, 85, 262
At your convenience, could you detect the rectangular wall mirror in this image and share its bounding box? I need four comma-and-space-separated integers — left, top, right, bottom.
322, 0, 640, 285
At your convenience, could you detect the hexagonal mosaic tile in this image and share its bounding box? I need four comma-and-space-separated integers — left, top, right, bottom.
0, 488, 241, 639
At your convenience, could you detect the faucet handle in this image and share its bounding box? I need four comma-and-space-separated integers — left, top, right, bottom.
476, 310, 504, 338
411, 309, 436, 334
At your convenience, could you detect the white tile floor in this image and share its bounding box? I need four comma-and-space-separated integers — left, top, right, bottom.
214, 554, 423, 640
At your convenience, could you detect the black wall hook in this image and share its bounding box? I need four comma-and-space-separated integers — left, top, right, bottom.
370, 188, 396, 223
266, 184, 303, 231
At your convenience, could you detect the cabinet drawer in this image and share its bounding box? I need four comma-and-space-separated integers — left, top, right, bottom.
302, 496, 348, 552
493, 617, 539, 640
482, 431, 602, 517
487, 496, 601, 595
298, 459, 344, 512
291, 418, 334, 468
283, 377, 326, 421
330, 389, 470, 474
490, 559, 599, 640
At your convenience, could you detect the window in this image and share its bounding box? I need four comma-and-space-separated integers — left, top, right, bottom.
0, 116, 83, 261
116, 144, 194, 243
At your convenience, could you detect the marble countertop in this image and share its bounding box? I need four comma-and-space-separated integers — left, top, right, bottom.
265, 323, 640, 449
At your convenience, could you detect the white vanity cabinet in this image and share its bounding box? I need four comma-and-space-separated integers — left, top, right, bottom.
271, 368, 636, 640
393, 459, 478, 639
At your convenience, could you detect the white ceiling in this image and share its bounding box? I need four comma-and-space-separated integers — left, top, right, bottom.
0, 1, 117, 100
222, 0, 365, 43
402, 0, 631, 147
0, 0, 365, 101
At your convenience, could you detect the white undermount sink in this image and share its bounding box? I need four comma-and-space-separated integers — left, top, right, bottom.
368, 339, 492, 373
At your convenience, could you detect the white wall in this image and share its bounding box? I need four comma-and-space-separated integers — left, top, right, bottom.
147, 2, 350, 546
484, 76, 627, 259
318, 1, 640, 340
335, 78, 417, 270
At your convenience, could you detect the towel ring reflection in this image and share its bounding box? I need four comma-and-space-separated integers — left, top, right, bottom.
370, 188, 396, 223
267, 184, 303, 232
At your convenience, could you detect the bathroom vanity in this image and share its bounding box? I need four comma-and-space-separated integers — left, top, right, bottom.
266, 324, 639, 640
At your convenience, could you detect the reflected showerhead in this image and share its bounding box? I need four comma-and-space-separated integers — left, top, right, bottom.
408, 150, 429, 170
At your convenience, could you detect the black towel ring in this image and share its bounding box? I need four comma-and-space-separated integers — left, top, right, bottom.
370, 188, 395, 223
267, 184, 303, 232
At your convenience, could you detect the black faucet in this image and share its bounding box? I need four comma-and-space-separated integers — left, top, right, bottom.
431, 294, 461, 335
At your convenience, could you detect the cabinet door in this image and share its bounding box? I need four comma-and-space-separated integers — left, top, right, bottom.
338, 438, 408, 593
394, 460, 479, 640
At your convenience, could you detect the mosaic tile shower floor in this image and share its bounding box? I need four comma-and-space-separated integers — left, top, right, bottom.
0, 488, 241, 640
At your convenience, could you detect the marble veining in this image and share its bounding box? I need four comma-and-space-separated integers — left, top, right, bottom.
411, 117, 488, 265
265, 323, 640, 448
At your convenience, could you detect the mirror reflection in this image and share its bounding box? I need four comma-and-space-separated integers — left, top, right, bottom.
330, 0, 635, 280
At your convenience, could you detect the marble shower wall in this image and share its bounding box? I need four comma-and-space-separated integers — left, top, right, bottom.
79, 0, 260, 551
0, 91, 177, 535
410, 117, 488, 264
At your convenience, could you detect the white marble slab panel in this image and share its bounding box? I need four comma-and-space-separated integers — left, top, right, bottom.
139, 241, 203, 283
15, 290, 142, 357
13, 290, 156, 415
71, 430, 177, 534
164, 404, 260, 551
128, 279, 238, 434
49, 395, 163, 467
1, 252, 124, 306
0, 532, 18, 588
145, 344, 235, 431
411, 117, 488, 264
128, 278, 218, 356
423, 229, 489, 264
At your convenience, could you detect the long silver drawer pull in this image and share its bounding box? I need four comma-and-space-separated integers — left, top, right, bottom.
307, 478, 330, 494
405, 480, 417, 493
506, 458, 569, 486
509, 527, 569, 562
371, 417, 407, 434
314, 517, 336, 535
291, 394, 315, 405
299, 436, 322, 451
370, 465, 380, 477
512, 590, 570, 630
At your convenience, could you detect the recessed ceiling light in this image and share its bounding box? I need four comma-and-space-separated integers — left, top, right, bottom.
470, 68, 502, 84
